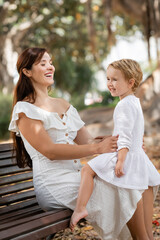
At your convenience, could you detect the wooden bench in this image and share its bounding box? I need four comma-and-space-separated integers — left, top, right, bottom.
0, 143, 72, 240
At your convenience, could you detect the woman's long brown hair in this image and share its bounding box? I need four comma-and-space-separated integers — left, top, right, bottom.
12, 47, 46, 168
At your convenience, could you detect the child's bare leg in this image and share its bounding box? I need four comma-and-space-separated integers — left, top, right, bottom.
127, 198, 149, 240
143, 187, 154, 240
70, 164, 96, 230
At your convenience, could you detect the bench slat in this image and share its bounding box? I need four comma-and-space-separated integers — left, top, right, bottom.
0, 151, 15, 160
0, 198, 37, 215
0, 209, 72, 240
0, 143, 13, 152
0, 171, 33, 186
15, 218, 71, 240
0, 208, 63, 229
13, 218, 70, 240
0, 181, 33, 196
0, 165, 31, 176
0, 190, 35, 206
0, 158, 17, 167
0, 205, 41, 224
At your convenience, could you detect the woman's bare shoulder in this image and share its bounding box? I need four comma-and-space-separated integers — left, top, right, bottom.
57, 98, 70, 107
50, 97, 70, 109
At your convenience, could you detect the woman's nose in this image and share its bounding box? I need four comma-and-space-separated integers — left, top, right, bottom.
47, 64, 55, 71
51, 65, 55, 71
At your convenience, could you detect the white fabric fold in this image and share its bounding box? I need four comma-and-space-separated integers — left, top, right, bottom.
113, 99, 137, 151
8, 101, 85, 134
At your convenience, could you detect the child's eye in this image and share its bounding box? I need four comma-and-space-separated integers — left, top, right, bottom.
41, 64, 45, 66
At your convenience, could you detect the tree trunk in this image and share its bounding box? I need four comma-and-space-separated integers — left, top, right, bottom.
153, 0, 160, 66
0, 2, 15, 93
0, 30, 29, 94
0, 8, 43, 93
0, 35, 14, 93
86, 0, 97, 61
145, 0, 152, 64
103, 0, 112, 45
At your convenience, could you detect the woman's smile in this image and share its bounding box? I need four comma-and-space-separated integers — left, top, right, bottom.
44, 72, 54, 78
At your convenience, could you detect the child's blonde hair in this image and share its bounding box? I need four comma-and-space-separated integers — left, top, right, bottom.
108, 59, 143, 93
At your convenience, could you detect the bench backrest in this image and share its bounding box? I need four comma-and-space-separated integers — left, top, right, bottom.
0, 143, 73, 240
0, 143, 37, 216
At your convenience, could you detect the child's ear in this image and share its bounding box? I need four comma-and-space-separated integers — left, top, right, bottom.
129, 78, 135, 88
22, 68, 32, 78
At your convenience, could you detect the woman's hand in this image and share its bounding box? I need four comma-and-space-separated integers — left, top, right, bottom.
97, 135, 118, 153
94, 135, 111, 142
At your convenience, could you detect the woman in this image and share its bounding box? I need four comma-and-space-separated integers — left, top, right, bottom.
9, 47, 153, 239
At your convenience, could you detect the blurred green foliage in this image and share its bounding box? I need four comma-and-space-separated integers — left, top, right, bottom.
0, 94, 12, 140
85, 91, 119, 109
54, 55, 94, 107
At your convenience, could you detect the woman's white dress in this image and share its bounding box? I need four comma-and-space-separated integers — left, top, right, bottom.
9, 99, 159, 240
88, 95, 160, 190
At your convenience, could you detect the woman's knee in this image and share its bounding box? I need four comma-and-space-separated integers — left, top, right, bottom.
81, 164, 96, 177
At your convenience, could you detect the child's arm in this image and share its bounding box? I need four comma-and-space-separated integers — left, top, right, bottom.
115, 148, 128, 177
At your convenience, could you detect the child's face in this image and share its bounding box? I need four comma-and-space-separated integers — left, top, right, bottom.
106, 66, 133, 100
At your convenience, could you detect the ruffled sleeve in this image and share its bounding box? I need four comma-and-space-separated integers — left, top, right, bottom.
113, 99, 137, 151
8, 102, 85, 135
67, 105, 85, 131
8, 102, 44, 135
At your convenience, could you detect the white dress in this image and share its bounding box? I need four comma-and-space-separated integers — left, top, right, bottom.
9, 100, 158, 240
88, 95, 160, 190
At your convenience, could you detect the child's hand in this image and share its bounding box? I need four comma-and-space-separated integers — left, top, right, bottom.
115, 161, 125, 177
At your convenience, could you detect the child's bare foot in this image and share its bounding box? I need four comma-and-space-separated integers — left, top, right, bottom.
70, 208, 88, 232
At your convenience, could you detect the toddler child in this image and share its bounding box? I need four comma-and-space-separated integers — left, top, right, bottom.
70, 59, 160, 239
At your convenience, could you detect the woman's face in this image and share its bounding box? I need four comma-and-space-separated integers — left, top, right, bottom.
29, 52, 55, 87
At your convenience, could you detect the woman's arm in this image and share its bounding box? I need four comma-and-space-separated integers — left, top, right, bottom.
17, 113, 116, 160
74, 126, 94, 144
74, 126, 118, 151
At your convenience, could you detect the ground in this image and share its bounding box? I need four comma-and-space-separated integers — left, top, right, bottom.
153, 186, 160, 239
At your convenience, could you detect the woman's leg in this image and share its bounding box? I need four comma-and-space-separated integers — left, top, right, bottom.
142, 187, 154, 240
127, 198, 149, 240
70, 164, 96, 230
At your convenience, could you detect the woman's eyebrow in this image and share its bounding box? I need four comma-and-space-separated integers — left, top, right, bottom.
40, 59, 52, 62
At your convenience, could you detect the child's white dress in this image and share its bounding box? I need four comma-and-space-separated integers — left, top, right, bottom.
88, 95, 160, 190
